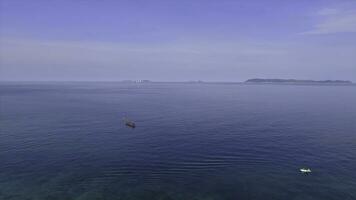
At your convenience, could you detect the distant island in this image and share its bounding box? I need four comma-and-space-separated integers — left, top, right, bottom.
121, 80, 152, 83
115, 79, 353, 85
245, 78, 352, 84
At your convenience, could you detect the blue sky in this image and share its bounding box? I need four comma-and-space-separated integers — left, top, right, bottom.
1, 0, 356, 81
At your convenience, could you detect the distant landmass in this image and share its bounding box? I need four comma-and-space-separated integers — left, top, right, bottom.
245, 79, 352, 84
121, 80, 152, 83
114, 79, 353, 85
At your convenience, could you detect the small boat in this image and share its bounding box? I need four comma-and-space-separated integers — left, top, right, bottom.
123, 118, 136, 128
300, 168, 312, 173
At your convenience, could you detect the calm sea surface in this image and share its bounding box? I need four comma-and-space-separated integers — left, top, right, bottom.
0, 82, 355, 200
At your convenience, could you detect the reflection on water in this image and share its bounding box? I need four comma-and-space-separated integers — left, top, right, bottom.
1, 83, 356, 200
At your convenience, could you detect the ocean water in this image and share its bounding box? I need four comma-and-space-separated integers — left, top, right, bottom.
0, 82, 355, 200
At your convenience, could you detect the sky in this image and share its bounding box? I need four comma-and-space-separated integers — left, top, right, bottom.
0, 0, 356, 82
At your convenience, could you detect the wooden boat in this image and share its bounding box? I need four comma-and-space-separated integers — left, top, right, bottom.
123, 118, 136, 128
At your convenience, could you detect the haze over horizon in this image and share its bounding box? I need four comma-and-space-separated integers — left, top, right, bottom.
1, 0, 356, 82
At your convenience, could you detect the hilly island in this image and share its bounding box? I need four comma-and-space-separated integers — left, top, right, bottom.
245, 79, 353, 85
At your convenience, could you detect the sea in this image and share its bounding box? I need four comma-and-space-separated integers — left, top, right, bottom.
0, 82, 355, 200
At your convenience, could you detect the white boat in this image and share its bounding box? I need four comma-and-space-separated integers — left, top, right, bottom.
300, 168, 312, 173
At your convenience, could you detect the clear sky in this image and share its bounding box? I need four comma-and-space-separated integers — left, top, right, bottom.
1, 0, 356, 81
